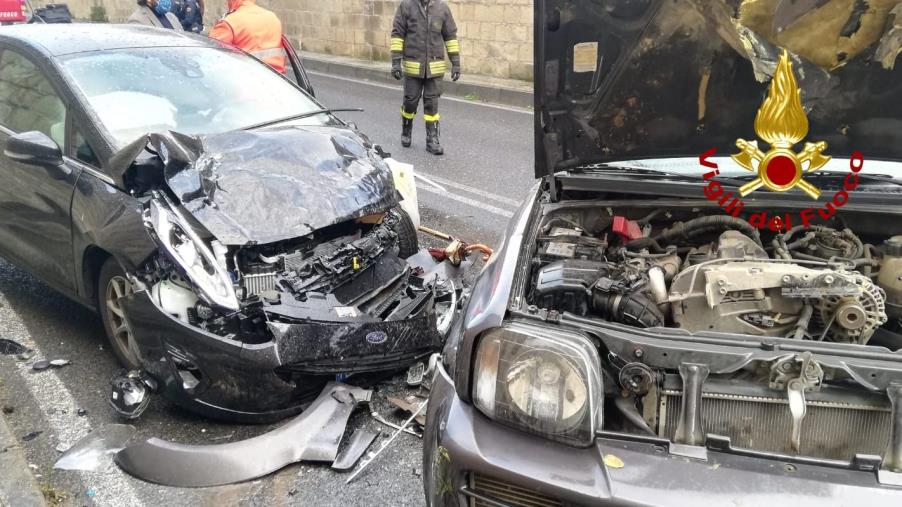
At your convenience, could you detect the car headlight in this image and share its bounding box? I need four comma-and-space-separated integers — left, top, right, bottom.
146, 196, 240, 311
472, 322, 602, 447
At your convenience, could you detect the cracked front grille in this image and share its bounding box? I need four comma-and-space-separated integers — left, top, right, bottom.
467, 473, 562, 507
659, 390, 891, 460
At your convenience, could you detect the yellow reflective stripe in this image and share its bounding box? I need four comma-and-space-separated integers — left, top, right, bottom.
424, 113, 440, 122
428, 60, 446, 74
390, 37, 404, 52
401, 108, 416, 120
445, 39, 460, 54
402, 61, 421, 74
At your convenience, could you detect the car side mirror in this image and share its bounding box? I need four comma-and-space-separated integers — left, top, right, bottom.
4, 131, 63, 167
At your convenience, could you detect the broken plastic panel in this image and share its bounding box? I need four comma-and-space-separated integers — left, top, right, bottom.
0, 338, 27, 355
331, 429, 378, 472
115, 383, 371, 487
54, 424, 136, 472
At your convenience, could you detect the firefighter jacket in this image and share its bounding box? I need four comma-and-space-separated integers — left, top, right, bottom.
391, 0, 460, 79
210, 0, 285, 73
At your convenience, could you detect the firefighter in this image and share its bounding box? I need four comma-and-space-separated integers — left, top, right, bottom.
209, 0, 285, 74
391, 0, 460, 155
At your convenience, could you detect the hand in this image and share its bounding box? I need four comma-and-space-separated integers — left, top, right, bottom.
451, 69, 460, 82
391, 65, 403, 80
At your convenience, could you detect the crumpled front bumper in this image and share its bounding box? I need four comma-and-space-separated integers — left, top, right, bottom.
121, 290, 441, 423
423, 363, 902, 507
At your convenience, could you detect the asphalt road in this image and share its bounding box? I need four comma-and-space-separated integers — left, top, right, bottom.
0, 73, 535, 507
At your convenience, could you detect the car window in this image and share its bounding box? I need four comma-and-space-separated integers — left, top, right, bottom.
60, 47, 325, 148
0, 49, 65, 146
73, 127, 99, 167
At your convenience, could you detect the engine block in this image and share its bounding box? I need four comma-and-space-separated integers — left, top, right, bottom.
669, 260, 888, 343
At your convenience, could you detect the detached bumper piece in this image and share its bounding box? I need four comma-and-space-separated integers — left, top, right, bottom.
115, 383, 371, 487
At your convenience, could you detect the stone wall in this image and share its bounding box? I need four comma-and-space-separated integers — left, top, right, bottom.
34, 0, 534, 82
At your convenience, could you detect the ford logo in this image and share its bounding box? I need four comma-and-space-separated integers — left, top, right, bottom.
365, 331, 388, 345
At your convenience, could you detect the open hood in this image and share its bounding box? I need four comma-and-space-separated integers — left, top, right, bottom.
113, 125, 398, 245
535, 0, 902, 178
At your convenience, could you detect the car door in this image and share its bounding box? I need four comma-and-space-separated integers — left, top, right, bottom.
0, 46, 80, 292
281, 36, 315, 97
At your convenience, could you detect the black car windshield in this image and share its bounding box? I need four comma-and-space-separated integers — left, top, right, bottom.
60, 47, 322, 146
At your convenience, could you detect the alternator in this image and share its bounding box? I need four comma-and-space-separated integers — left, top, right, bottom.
813, 274, 887, 344
669, 259, 888, 342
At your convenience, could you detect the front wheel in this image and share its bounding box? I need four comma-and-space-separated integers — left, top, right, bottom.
389, 208, 419, 259
97, 258, 141, 370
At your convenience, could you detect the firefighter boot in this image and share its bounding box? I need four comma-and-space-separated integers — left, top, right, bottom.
426, 121, 444, 155
401, 117, 413, 148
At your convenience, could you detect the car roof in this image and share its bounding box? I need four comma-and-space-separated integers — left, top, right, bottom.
0, 23, 222, 57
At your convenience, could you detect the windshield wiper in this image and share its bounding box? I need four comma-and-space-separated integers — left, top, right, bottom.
579, 165, 749, 187
241, 108, 364, 131
731, 171, 902, 187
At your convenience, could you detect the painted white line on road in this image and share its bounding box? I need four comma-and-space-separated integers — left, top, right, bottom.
0, 295, 144, 507
418, 184, 514, 218
413, 172, 447, 193
417, 172, 522, 207
308, 71, 533, 115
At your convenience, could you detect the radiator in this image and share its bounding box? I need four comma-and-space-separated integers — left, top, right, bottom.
659, 389, 892, 460
242, 273, 277, 296
241, 249, 308, 297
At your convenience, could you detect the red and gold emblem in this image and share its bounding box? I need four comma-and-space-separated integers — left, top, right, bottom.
732, 49, 831, 199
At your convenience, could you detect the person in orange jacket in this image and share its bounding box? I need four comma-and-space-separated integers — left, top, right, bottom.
209, 0, 285, 74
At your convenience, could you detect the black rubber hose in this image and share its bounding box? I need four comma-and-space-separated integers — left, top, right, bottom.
592, 291, 665, 328
841, 229, 865, 258
630, 216, 763, 249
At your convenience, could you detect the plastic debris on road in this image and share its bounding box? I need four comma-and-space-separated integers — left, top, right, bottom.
54, 424, 136, 472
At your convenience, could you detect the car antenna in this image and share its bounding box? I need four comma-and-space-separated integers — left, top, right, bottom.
345, 401, 426, 484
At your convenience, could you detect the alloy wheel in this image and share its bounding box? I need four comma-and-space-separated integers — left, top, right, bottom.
105, 275, 140, 366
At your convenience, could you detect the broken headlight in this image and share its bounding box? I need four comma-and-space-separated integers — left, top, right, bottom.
472, 322, 602, 447
146, 196, 240, 311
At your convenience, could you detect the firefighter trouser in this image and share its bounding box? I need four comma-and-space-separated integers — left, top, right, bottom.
402, 77, 441, 123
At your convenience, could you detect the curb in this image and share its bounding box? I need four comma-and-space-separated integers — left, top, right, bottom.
0, 412, 46, 507
300, 53, 534, 110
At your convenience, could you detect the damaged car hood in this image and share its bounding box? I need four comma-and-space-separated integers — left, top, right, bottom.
535, 0, 902, 178
114, 125, 398, 245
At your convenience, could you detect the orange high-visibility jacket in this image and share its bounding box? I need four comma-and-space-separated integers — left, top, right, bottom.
210, 0, 285, 73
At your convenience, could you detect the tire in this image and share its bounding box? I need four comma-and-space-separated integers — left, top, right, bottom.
390, 207, 419, 259
97, 258, 141, 370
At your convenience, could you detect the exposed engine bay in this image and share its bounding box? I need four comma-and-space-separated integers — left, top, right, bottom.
528, 208, 901, 346
137, 195, 458, 348
521, 203, 902, 463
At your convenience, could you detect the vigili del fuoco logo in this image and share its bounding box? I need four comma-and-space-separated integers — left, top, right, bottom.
699, 49, 864, 232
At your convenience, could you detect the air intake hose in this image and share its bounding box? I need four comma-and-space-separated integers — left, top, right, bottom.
592, 289, 664, 328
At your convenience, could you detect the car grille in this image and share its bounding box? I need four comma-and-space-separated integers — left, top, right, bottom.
466, 473, 562, 507
659, 389, 892, 460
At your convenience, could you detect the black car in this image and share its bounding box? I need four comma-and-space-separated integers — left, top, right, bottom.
424, 0, 902, 505
0, 24, 459, 423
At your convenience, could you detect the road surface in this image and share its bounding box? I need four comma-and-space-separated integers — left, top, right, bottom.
0, 73, 535, 506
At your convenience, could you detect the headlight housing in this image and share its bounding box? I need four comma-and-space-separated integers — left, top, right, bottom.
146, 196, 240, 311
472, 322, 602, 447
